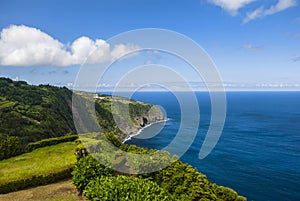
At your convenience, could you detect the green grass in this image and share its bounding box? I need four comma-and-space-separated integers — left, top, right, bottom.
0, 142, 77, 185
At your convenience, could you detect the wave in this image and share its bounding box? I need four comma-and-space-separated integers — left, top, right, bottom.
122, 119, 169, 143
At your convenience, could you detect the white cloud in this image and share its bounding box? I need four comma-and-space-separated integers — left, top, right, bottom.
208, 0, 255, 15
0, 25, 138, 67
244, 0, 297, 23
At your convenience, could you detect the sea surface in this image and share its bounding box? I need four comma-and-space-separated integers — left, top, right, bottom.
111, 91, 300, 201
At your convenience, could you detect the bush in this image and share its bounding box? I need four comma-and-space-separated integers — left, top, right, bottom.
83, 176, 172, 201
27, 134, 78, 152
72, 155, 114, 193
152, 160, 247, 201
71, 138, 246, 200
0, 134, 23, 160
74, 143, 88, 160
0, 165, 73, 194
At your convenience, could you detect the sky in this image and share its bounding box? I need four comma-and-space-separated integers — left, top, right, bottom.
0, 0, 300, 91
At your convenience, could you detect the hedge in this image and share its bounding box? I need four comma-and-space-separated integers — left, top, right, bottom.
72, 155, 114, 194
84, 176, 172, 201
0, 165, 74, 194
27, 135, 78, 152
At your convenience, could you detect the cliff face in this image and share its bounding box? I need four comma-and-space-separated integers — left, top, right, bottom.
133, 105, 165, 127
94, 94, 166, 140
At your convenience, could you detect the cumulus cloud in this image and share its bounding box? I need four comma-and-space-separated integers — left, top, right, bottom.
243, 0, 297, 23
208, 0, 255, 15
0, 25, 138, 66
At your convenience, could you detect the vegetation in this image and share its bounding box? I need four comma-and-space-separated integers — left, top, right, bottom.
72, 155, 114, 193
0, 78, 76, 145
94, 94, 165, 139
0, 134, 23, 160
27, 134, 78, 152
84, 176, 171, 201
0, 142, 77, 193
0, 78, 163, 154
72, 136, 247, 201
153, 160, 246, 201
0, 78, 246, 200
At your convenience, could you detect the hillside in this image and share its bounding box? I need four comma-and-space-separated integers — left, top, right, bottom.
0, 78, 76, 144
0, 78, 164, 147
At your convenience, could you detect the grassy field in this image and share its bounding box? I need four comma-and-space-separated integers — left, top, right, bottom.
0, 142, 77, 186
0, 179, 85, 201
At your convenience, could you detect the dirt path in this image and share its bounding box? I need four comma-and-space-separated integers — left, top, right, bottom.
0, 179, 86, 201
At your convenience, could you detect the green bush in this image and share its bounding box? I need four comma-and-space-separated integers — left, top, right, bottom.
0, 134, 23, 160
0, 165, 73, 194
72, 155, 114, 194
27, 134, 78, 152
83, 176, 172, 201
152, 160, 247, 201
71, 137, 246, 201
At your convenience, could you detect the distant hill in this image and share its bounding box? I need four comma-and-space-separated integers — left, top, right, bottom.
0, 77, 164, 145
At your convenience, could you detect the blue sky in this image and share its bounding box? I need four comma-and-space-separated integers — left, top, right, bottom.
0, 0, 300, 91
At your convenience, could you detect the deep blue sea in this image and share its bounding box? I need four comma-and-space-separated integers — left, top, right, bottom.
113, 92, 300, 201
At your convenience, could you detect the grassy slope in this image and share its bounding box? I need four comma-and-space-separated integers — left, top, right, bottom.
0, 180, 85, 201
0, 142, 76, 185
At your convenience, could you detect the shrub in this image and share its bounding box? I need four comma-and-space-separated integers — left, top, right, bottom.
83, 176, 172, 201
27, 134, 78, 152
0, 134, 23, 160
74, 143, 88, 160
152, 160, 247, 201
72, 155, 114, 193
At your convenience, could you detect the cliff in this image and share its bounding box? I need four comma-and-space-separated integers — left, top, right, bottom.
93, 94, 165, 140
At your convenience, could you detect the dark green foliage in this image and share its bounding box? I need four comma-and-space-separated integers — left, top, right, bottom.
0, 78, 160, 146
213, 185, 247, 201
72, 137, 246, 200
0, 165, 73, 194
94, 99, 133, 139
27, 134, 78, 152
0, 78, 76, 144
72, 155, 114, 193
83, 176, 172, 201
129, 102, 152, 120
152, 160, 246, 200
0, 134, 23, 160
103, 132, 122, 148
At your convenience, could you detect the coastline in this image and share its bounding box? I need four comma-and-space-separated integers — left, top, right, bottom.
122, 119, 168, 143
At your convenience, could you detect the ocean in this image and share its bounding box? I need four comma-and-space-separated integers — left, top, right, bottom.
121, 92, 300, 201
